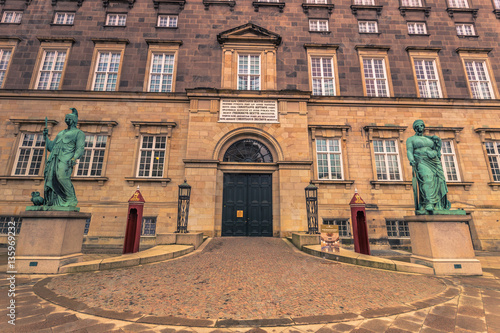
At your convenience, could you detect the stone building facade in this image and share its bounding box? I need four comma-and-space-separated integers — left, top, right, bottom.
0, 0, 499, 251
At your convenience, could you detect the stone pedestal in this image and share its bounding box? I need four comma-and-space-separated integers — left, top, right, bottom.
156, 232, 204, 249
405, 215, 482, 276
292, 232, 320, 250
17, 211, 91, 274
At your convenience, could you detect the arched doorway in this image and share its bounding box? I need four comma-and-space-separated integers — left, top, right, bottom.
222, 139, 273, 236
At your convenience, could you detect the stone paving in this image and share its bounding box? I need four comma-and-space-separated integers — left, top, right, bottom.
0, 238, 499, 332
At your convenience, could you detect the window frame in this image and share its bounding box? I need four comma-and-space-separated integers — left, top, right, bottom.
457, 49, 499, 100
11, 132, 46, 177
237, 54, 261, 91
75, 134, 108, 177
448, 0, 469, 8
105, 13, 127, 26
87, 41, 127, 92
1, 11, 22, 24
373, 139, 403, 181
144, 41, 180, 93
0, 216, 22, 235
401, 0, 423, 6
53, 12, 75, 25
407, 48, 446, 98
485, 142, 500, 182
441, 139, 461, 182
31, 41, 72, 90
407, 21, 428, 35
385, 219, 410, 239
315, 138, 344, 180
455, 23, 476, 36
157, 14, 178, 28
136, 135, 168, 178
306, 45, 340, 97
353, 0, 375, 5
323, 218, 352, 238
0, 39, 18, 89
358, 20, 379, 33
141, 216, 157, 236
309, 19, 329, 32
356, 46, 393, 98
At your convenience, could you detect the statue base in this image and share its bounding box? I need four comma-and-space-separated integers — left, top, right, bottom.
415, 208, 466, 215
26, 205, 80, 212
16, 210, 90, 273
405, 214, 482, 276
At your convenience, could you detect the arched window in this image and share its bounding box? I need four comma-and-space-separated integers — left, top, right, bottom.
223, 139, 273, 163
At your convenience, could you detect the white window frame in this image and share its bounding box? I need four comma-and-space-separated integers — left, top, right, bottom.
258, 0, 279, 2
407, 22, 427, 34
494, 0, 500, 9
448, 0, 469, 7
12, 133, 45, 176
309, 19, 329, 32
413, 59, 443, 98
0, 48, 13, 88
464, 60, 494, 99
354, 0, 375, 4
141, 216, 157, 236
310, 57, 336, 96
358, 21, 378, 33
237, 54, 261, 90
106, 13, 127, 26
401, 0, 423, 6
148, 53, 175, 92
386, 220, 410, 238
456, 23, 475, 36
157, 15, 177, 28
75, 135, 108, 177
373, 139, 402, 181
316, 138, 344, 180
363, 58, 390, 97
307, 0, 328, 3
440, 140, 461, 182
323, 218, 352, 238
35, 50, 67, 90
137, 135, 167, 178
1, 11, 22, 23
485, 142, 500, 182
53, 12, 75, 25
91, 51, 121, 91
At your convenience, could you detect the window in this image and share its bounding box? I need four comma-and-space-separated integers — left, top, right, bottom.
456, 23, 475, 36
309, 19, 329, 32
148, 53, 175, 92
137, 135, 167, 177
448, 0, 468, 7
374, 140, 402, 181
83, 217, 91, 235
358, 21, 378, 33
12, 133, 45, 176
363, 59, 389, 97
464, 60, 494, 99
157, 15, 177, 27
401, 0, 422, 6
35, 50, 67, 90
485, 142, 500, 182
307, 0, 328, 3
413, 59, 442, 98
316, 138, 343, 180
106, 13, 127, 26
354, 0, 375, 4
238, 54, 260, 90
441, 140, 460, 182
92, 52, 121, 91
0, 48, 12, 87
141, 217, 157, 236
53, 12, 75, 25
259, 0, 279, 2
0, 216, 22, 234
495, 0, 500, 8
323, 218, 351, 238
386, 220, 410, 238
310, 57, 335, 96
76, 135, 107, 177
1, 11, 22, 23
407, 22, 427, 34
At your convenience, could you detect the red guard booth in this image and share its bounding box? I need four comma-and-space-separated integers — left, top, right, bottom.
123, 188, 145, 254
349, 190, 371, 255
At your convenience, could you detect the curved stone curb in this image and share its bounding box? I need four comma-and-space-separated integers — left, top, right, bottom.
33, 275, 459, 328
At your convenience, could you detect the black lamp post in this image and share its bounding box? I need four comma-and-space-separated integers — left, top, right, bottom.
305, 181, 319, 234
176, 180, 191, 233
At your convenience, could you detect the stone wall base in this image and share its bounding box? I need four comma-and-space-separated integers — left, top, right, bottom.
156, 232, 204, 249
411, 254, 482, 275
16, 253, 82, 274
291, 232, 320, 250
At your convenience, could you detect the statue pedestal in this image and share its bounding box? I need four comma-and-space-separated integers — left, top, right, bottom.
405, 215, 482, 276
16, 211, 90, 274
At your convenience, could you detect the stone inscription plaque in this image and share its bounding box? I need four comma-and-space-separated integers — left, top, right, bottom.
219, 99, 278, 123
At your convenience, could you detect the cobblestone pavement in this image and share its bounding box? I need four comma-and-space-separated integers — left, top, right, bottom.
1, 238, 499, 332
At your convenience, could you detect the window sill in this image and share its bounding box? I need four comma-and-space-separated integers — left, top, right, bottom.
72, 176, 109, 186
50, 23, 75, 26
446, 7, 478, 19
359, 32, 381, 35
0, 176, 43, 185
103, 25, 127, 28
155, 26, 178, 29
350, 5, 383, 16
302, 3, 334, 14
398, 6, 431, 17
0, 22, 21, 25
153, 0, 186, 10
203, 0, 236, 11
312, 179, 354, 189
370, 180, 412, 190
488, 182, 500, 191
125, 177, 171, 187
408, 33, 431, 36
457, 34, 479, 38
494, 9, 500, 19
446, 181, 473, 191
252, 2, 285, 12
309, 30, 331, 34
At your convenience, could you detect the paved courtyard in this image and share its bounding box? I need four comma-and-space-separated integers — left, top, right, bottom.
1, 238, 499, 332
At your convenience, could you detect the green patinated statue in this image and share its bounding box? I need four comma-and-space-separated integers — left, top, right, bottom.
406, 120, 465, 215
27, 108, 85, 211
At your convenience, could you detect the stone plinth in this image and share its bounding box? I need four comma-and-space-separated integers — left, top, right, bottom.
292, 232, 320, 250
405, 215, 482, 276
156, 232, 204, 249
16, 211, 91, 274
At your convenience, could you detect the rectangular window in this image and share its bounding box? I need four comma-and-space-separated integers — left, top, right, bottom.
407, 22, 427, 34
309, 19, 329, 32
495, 0, 500, 9
448, 0, 469, 7
92, 52, 121, 91
238, 54, 260, 90
485, 142, 500, 181
0, 48, 12, 87
358, 21, 378, 33
363, 58, 389, 97
76, 135, 107, 177
386, 220, 410, 238
13, 133, 45, 176
0, 216, 22, 234
1, 11, 22, 23
413, 59, 442, 98
323, 218, 351, 238
456, 23, 475, 36
138, 135, 166, 177
465, 60, 494, 99
316, 138, 343, 180
106, 13, 127, 26
441, 140, 460, 182
307, 0, 328, 3
354, 0, 375, 4
157, 15, 177, 27
83, 217, 91, 235
311, 57, 335, 96
401, 0, 422, 6
258, 0, 279, 2
53, 12, 75, 25
148, 53, 175, 92
35, 50, 67, 90
373, 139, 401, 180
141, 217, 157, 236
